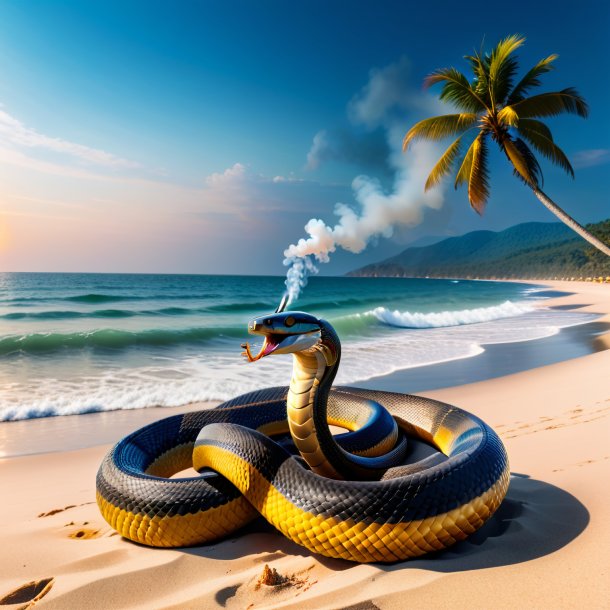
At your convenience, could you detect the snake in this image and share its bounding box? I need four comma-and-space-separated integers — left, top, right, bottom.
96, 310, 509, 563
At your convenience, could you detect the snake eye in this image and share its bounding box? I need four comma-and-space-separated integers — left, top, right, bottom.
285, 316, 295, 327
264, 319, 272, 326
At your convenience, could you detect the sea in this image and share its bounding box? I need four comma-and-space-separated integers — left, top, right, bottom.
0, 272, 600, 422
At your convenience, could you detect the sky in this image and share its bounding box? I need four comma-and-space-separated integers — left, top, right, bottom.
0, 0, 608, 275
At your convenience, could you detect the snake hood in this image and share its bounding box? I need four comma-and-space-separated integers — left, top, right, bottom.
242, 311, 335, 362
241, 310, 405, 481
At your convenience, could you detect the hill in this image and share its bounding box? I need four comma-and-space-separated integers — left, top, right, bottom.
348, 219, 610, 279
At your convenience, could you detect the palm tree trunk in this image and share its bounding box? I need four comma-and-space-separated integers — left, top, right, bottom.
532, 188, 610, 256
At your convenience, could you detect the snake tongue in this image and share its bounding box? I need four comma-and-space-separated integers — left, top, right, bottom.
261, 336, 281, 357
241, 335, 283, 362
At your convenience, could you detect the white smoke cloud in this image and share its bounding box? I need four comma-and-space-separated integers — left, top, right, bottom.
283, 58, 446, 305
347, 57, 427, 129
306, 131, 329, 170
305, 127, 391, 175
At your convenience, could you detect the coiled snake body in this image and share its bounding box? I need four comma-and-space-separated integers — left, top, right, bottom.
97, 311, 509, 563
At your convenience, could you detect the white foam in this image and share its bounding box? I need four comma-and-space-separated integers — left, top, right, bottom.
371, 300, 534, 328
0, 308, 599, 422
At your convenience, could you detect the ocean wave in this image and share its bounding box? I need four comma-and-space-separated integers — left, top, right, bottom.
0, 309, 140, 321
0, 300, 377, 322
302, 296, 381, 310
1, 309, 599, 421
65, 293, 135, 303
0, 325, 245, 355
0, 292, 225, 305
63, 293, 225, 304
1, 306, 203, 321
0, 303, 280, 322
0, 341, 480, 420
0, 300, 551, 355
204, 301, 275, 313
371, 300, 534, 329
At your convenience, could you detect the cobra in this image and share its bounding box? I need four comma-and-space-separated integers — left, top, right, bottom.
96, 310, 509, 563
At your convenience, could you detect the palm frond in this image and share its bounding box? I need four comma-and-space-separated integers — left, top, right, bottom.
424, 135, 465, 191
488, 34, 525, 106
503, 137, 542, 187
402, 113, 478, 151
508, 88, 589, 119
517, 119, 574, 177
424, 68, 487, 112
468, 133, 491, 213
465, 51, 490, 103
516, 118, 553, 141
513, 138, 544, 187
454, 138, 476, 189
497, 105, 519, 127
454, 133, 490, 212
508, 54, 558, 104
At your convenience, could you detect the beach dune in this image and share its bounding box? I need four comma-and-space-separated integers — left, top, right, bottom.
0, 281, 608, 609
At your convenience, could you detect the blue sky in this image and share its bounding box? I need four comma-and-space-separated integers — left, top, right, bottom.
0, 0, 608, 274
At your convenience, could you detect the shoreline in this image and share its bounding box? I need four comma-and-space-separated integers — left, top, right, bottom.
1, 314, 604, 459
1, 279, 606, 459
0, 276, 550, 425
0, 279, 608, 608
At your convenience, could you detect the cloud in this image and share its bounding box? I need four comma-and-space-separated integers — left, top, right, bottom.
0, 145, 119, 181
0, 143, 194, 197
572, 148, 610, 169
205, 162, 321, 193
204, 162, 247, 186
1, 131, 350, 275
205, 163, 306, 193
0, 108, 141, 169
348, 56, 435, 129
199, 162, 349, 219
306, 128, 391, 174
305, 131, 327, 170
305, 57, 441, 175
272, 174, 305, 183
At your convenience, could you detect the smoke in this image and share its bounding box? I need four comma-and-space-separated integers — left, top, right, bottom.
306, 128, 391, 175
282, 58, 446, 305
283, 255, 319, 304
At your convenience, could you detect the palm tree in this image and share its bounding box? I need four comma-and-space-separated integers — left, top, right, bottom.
403, 34, 610, 256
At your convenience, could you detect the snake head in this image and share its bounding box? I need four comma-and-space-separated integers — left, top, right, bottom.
241, 311, 321, 362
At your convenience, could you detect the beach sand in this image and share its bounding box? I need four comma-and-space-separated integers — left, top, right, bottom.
0, 280, 608, 609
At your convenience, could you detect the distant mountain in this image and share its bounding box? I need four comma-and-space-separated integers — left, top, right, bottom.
348, 219, 610, 279
401, 234, 448, 248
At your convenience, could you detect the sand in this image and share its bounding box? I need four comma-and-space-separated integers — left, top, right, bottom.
0, 280, 608, 609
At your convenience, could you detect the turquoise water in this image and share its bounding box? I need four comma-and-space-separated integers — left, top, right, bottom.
0, 273, 597, 421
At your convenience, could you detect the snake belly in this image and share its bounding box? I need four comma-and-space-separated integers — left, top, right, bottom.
97, 386, 509, 562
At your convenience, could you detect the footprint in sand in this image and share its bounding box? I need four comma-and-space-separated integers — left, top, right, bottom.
0, 577, 54, 607
503, 404, 610, 440
38, 505, 76, 518
69, 527, 101, 540
38, 501, 95, 518
553, 456, 609, 472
